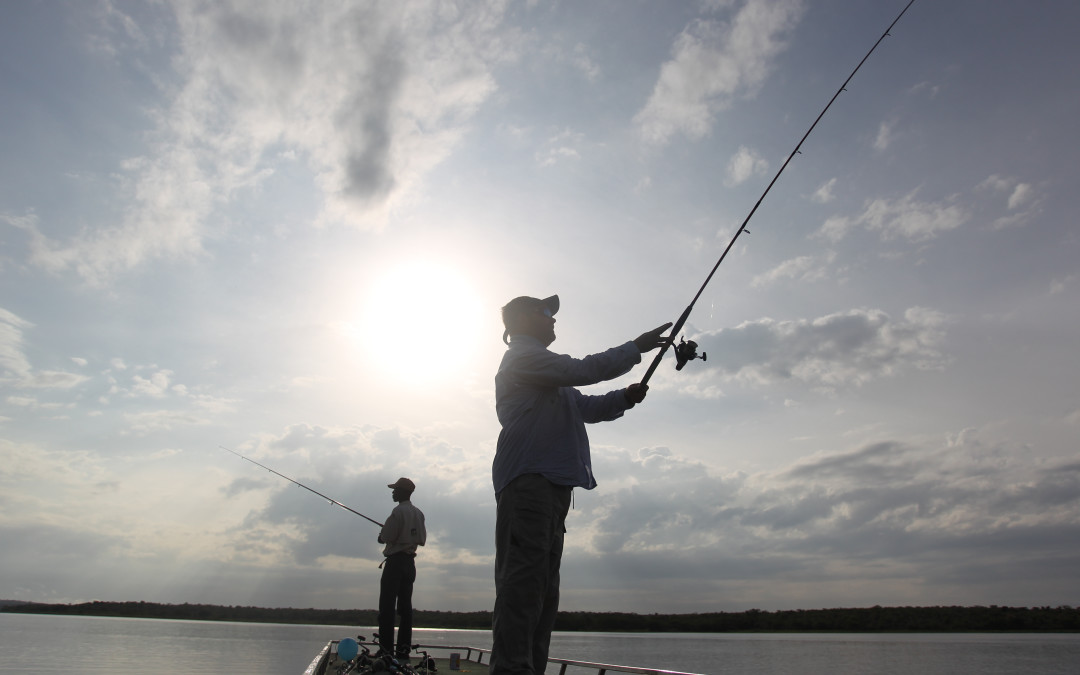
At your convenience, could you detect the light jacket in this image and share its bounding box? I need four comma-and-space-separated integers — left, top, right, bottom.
380, 500, 426, 557
493, 334, 641, 494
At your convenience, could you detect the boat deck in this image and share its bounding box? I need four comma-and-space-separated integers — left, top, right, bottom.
305, 640, 705, 675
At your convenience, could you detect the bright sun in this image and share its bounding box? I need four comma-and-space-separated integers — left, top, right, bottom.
357, 261, 483, 386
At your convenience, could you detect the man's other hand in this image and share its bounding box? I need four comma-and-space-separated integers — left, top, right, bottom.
625, 383, 649, 404
633, 322, 673, 353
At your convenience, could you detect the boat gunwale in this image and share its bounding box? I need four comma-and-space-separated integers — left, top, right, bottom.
311, 640, 705, 675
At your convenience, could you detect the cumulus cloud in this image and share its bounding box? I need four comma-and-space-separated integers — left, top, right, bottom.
860, 192, 969, 241
977, 174, 1042, 229
635, 0, 804, 144
816, 190, 969, 243
130, 369, 176, 398
816, 214, 852, 241
5, 418, 1079, 611
586, 446, 741, 555
22, 1, 513, 284
558, 429, 1080, 610
686, 307, 949, 392
225, 423, 493, 567
725, 145, 770, 186
775, 434, 1080, 551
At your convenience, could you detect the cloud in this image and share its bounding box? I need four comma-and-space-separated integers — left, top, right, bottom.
123, 409, 212, 434
686, 307, 949, 392
1007, 183, 1033, 210
4, 416, 1079, 611
561, 429, 1080, 610
909, 80, 941, 98
0, 308, 33, 381
725, 145, 769, 186
977, 174, 1012, 193
21, 1, 513, 284
539, 40, 601, 82
130, 370, 176, 398
976, 174, 1043, 229
873, 119, 896, 151
776, 433, 1080, 549
536, 129, 586, 167
751, 251, 835, 288
1049, 274, 1074, 295
815, 177, 1042, 245
817, 214, 852, 242
635, 0, 804, 144
812, 177, 837, 204
860, 192, 969, 241
0, 307, 89, 390
225, 423, 493, 567
816, 190, 969, 243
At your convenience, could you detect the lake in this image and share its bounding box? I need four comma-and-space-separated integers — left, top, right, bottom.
1, 613, 1078, 674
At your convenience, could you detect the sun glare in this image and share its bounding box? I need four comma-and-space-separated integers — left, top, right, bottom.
357, 261, 483, 386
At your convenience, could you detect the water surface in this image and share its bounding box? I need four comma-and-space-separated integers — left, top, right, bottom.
2, 613, 1078, 674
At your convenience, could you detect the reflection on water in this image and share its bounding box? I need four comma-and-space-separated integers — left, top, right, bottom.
2, 613, 1079, 675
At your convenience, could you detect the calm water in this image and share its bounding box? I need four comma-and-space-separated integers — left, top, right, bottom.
1, 613, 1078, 674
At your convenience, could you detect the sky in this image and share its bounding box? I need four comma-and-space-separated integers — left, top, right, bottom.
2, 0, 1078, 615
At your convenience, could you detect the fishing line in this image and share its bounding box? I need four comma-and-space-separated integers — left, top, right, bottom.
640, 0, 917, 385
219, 445, 384, 527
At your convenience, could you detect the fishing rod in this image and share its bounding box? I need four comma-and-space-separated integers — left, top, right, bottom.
220, 445, 384, 527
640, 0, 917, 386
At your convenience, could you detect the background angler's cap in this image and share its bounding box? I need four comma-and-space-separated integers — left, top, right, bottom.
388, 477, 416, 492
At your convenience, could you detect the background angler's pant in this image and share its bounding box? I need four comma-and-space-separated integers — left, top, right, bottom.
378, 553, 416, 658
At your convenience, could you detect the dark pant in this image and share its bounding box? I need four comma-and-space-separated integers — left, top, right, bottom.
490, 474, 573, 675
378, 553, 416, 657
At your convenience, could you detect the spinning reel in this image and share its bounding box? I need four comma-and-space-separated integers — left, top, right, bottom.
673, 337, 706, 371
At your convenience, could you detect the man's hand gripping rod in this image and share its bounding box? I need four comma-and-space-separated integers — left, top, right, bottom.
639, 0, 916, 387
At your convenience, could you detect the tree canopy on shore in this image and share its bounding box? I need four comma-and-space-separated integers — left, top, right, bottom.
3, 601, 1078, 632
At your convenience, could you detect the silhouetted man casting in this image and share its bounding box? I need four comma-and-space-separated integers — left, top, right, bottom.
378, 477, 426, 662
490, 295, 670, 675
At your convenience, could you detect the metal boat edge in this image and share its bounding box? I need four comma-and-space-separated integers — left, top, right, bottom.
305, 639, 706, 675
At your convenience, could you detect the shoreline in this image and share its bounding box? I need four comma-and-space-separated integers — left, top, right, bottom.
3, 600, 1078, 633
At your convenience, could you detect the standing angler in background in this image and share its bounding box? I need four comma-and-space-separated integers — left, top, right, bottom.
490, 295, 671, 675
377, 477, 427, 663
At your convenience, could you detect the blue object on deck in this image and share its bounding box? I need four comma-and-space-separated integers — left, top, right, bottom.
338, 638, 358, 661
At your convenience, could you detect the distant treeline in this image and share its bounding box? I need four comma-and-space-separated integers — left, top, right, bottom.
3, 601, 1079, 632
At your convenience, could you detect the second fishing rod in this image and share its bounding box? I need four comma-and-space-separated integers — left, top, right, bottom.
221, 445, 384, 527
641, 0, 917, 386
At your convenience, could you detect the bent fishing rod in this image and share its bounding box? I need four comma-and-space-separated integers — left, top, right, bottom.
640, 0, 917, 386
220, 445, 383, 527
